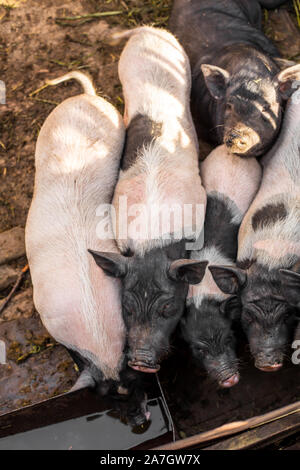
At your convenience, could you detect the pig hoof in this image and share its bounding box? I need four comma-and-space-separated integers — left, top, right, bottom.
219, 373, 240, 388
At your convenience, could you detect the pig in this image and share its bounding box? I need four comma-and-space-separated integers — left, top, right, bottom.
181, 145, 262, 387
89, 27, 207, 374
25, 71, 148, 426
209, 87, 300, 372
169, 0, 300, 158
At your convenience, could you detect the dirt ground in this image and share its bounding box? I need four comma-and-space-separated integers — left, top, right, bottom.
0, 0, 300, 437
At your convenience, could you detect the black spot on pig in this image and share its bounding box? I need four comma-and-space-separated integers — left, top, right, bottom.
121, 114, 163, 171
252, 202, 287, 230
67, 348, 103, 384
204, 194, 239, 260
237, 258, 254, 270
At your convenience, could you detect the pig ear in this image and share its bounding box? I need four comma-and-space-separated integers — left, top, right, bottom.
88, 249, 128, 278
220, 296, 241, 321
279, 269, 300, 308
201, 64, 230, 100
168, 259, 208, 285
275, 64, 300, 100
273, 58, 297, 70
209, 265, 246, 295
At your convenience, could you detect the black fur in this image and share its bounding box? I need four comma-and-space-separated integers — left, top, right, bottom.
90, 240, 207, 371
252, 202, 287, 230
67, 349, 148, 427
121, 114, 162, 171
204, 194, 239, 260
182, 298, 239, 384
169, 0, 286, 157
182, 194, 240, 384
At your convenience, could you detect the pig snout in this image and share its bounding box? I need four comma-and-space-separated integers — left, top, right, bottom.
254, 349, 283, 372
220, 373, 240, 388
224, 127, 260, 156
225, 130, 247, 150
128, 349, 160, 374
202, 355, 240, 388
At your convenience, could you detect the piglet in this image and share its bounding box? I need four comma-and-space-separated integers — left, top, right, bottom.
182, 145, 261, 387
90, 27, 207, 374
210, 88, 300, 372
25, 71, 148, 425
169, 0, 300, 158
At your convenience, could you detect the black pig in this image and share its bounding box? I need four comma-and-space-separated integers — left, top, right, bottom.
169, 0, 300, 158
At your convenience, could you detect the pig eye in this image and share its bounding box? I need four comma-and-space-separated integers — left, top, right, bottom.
124, 306, 134, 317
161, 303, 172, 317
195, 342, 208, 352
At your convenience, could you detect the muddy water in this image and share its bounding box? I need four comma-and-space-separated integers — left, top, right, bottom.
0, 310, 77, 415
0, 398, 171, 450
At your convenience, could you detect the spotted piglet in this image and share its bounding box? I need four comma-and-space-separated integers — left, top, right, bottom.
25, 72, 148, 426
182, 145, 261, 387
210, 88, 300, 372
90, 27, 207, 374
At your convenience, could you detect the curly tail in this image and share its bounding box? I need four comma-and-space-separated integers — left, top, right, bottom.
46, 71, 96, 96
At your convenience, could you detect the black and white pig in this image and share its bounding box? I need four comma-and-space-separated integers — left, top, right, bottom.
25, 71, 148, 425
181, 145, 262, 387
169, 0, 300, 158
89, 27, 207, 374
210, 87, 300, 372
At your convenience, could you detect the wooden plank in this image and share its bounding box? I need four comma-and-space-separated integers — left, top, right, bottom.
204, 412, 300, 450
153, 400, 300, 450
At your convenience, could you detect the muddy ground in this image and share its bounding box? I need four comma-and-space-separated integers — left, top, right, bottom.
0, 0, 300, 439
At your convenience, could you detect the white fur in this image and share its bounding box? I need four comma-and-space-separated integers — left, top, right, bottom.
187, 145, 261, 306
25, 78, 126, 380
200, 145, 262, 220
238, 94, 300, 269
112, 26, 206, 255
188, 247, 232, 307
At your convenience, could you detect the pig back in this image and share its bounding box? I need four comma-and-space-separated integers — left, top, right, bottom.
25, 94, 126, 380
118, 26, 193, 127
189, 145, 261, 303
237, 100, 300, 269
200, 145, 262, 219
